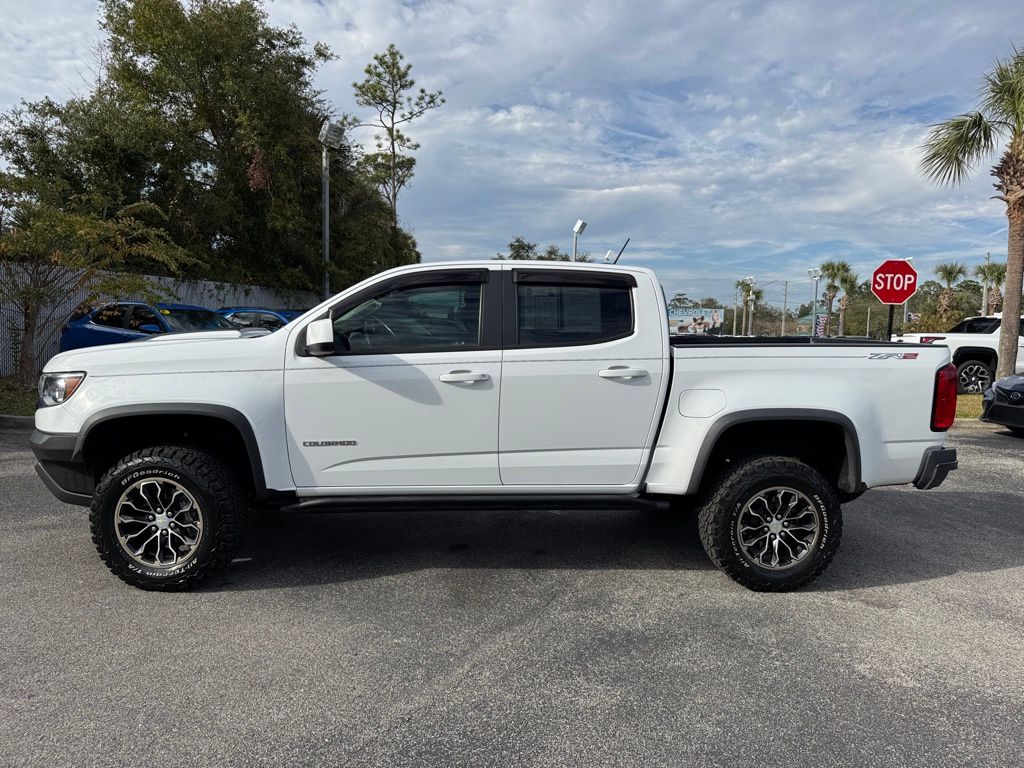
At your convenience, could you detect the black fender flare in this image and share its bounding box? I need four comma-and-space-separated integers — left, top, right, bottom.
951, 347, 997, 367
685, 408, 863, 495
76, 403, 268, 500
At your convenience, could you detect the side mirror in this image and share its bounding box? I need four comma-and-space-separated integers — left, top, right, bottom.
139, 324, 161, 334
304, 317, 335, 356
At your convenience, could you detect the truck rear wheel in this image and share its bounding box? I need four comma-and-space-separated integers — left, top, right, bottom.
90, 446, 245, 591
956, 359, 993, 394
697, 457, 842, 592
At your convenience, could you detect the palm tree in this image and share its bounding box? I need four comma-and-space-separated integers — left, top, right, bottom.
836, 270, 860, 337
747, 286, 764, 335
990, 261, 1008, 312
820, 260, 852, 336
934, 261, 967, 319
920, 47, 1024, 378
734, 279, 749, 335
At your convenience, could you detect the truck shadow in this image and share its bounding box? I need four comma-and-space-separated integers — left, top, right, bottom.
209, 487, 1024, 593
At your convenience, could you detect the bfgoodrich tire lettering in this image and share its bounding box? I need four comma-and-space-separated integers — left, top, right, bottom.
697, 456, 842, 592
90, 446, 245, 591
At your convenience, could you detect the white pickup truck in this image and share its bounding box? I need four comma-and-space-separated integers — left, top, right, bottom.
31, 261, 959, 592
893, 314, 1024, 393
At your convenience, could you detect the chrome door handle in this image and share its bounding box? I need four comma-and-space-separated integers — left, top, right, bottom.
599, 367, 649, 379
439, 370, 490, 383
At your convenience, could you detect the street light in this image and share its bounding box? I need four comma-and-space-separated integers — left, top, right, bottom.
572, 219, 587, 262
808, 268, 822, 341
319, 119, 345, 301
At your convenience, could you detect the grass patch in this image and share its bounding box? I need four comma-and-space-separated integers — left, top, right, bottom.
956, 394, 983, 420
0, 378, 37, 417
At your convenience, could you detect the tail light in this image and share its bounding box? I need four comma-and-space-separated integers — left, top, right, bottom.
920, 336, 946, 344
931, 363, 957, 431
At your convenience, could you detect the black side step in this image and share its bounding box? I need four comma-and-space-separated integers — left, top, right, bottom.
276, 493, 669, 514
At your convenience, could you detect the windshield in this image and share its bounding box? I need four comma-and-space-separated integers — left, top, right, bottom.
160, 308, 236, 332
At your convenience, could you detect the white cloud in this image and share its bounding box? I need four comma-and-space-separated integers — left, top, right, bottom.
2, 0, 1022, 301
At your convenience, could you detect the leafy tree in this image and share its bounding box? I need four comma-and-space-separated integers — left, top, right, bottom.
819, 260, 851, 336
494, 236, 591, 261
836, 270, 860, 337
351, 44, 445, 227
920, 45, 1024, 378
0, 93, 192, 386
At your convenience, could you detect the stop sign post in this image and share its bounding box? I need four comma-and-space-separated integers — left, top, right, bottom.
872, 259, 918, 338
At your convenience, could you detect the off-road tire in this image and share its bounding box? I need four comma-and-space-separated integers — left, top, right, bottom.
697, 456, 842, 592
90, 446, 245, 591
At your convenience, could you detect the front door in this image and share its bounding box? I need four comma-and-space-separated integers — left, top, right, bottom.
285, 268, 502, 490
498, 268, 667, 487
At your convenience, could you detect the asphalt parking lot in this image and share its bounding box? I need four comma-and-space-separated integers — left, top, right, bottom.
1, 423, 1022, 767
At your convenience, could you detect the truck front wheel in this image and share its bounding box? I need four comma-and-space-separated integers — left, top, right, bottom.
697, 457, 842, 592
90, 446, 245, 591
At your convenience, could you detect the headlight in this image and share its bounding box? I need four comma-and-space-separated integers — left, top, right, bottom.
37, 372, 86, 407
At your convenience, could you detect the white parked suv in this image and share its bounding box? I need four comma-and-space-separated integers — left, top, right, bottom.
32, 262, 958, 592
893, 314, 1024, 393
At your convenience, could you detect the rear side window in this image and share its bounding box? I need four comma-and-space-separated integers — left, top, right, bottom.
515, 279, 633, 347
93, 305, 128, 328
946, 318, 1000, 333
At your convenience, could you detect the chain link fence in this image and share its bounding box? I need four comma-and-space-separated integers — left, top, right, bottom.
1, 264, 318, 378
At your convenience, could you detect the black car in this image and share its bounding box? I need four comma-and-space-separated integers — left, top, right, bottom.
981, 374, 1024, 435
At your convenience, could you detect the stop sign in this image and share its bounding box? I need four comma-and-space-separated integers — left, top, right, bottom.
871, 259, 918, 305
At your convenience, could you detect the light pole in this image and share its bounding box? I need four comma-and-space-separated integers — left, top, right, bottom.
808, 268, 822, 340
571, 219, 587, 262
318, 119, 345, 301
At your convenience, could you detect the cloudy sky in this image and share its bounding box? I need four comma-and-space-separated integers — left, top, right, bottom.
2, 0, 1023, 307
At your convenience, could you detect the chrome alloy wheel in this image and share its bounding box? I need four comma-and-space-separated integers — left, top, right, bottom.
735, 486, 821, 571
114, 479, 204, 569
958, 363, 992, 394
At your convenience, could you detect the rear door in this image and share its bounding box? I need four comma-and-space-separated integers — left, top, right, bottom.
497, 268, 668, 487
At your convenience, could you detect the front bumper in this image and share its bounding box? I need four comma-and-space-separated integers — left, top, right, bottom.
30, 430, 93, 506
980, 385, 1024, 429
912, 447, 958, 490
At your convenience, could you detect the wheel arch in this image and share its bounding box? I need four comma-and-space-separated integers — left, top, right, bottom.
76, 404, 268, 501
686, 409, 863, 497
951, 347, 997, 368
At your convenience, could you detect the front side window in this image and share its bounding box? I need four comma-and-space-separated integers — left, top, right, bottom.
516, 283, 632, 347
259, 313, 286, 331
228, 312, 258, 328
127, 306, 162, 332
333, 282, 482, 353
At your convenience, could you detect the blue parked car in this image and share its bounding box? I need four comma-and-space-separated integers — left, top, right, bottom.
216, 307, 304, 331
59, 301, 238, 352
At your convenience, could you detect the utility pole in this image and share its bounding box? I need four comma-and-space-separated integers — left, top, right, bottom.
982, 251, 991, 314
780, 280, 788, 336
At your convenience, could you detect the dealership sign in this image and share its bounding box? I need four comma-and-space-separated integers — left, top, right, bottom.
668, 307, 725, 335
